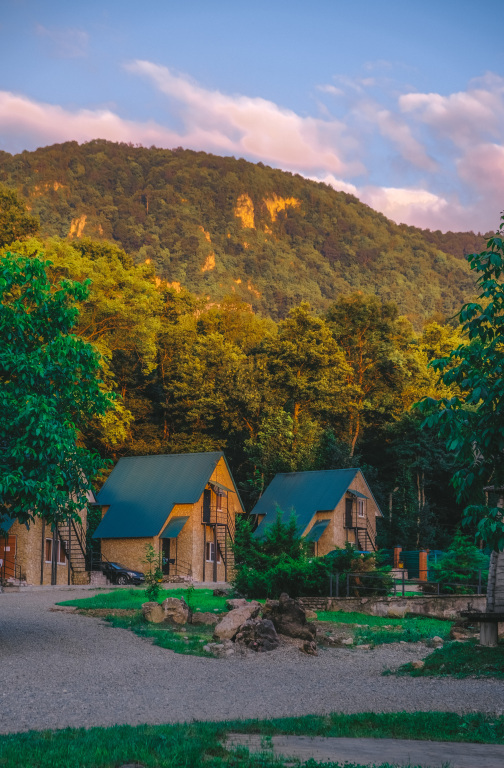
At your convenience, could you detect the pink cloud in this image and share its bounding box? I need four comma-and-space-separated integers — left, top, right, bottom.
127, 61, 364, 176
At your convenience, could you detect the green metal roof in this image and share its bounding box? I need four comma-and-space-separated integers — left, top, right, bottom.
160, 516, 189, 539
304, 519, 331, 542
93, 452, 225, 538
253, 468, 361, 538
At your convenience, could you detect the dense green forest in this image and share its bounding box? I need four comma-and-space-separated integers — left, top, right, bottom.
0, 140, 487, 327
1, 141, 487, 550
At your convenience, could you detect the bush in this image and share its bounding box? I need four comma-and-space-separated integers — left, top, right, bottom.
324, 543, 393, 597
429, 531, 489, 594
142, 544, 164, 600
232, 513, 331, 598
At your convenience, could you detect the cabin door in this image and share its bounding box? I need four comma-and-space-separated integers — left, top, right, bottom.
162, 539, 171, 575
202, 488, 211, 523
0, 535, 16, 578
345, 498, 353, 529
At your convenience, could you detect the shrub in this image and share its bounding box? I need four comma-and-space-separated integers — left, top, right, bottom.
142, 544, 164, 600
429, 531, 489, 594
232, 513, 331, 598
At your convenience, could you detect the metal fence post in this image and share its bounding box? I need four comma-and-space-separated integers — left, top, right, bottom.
336, 573, 339, 598
478, 569, 482, 595
402, 568, 405, 597
329, 575, 333, 598
346, 572, 350, 597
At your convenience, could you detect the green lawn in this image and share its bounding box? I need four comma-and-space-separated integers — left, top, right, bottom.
392, 639, 504, 678
316, 611, 452, 645
57, 587, 228, 613
0, 712, 503, 768
106, 613, 214, 656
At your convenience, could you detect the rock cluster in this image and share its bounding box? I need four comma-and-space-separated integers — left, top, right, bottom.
142, 591, 317, 657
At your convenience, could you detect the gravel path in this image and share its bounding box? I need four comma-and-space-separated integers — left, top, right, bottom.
1, 588, 503, 734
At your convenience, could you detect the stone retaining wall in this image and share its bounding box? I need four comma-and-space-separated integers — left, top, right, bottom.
299, 594, 486, 619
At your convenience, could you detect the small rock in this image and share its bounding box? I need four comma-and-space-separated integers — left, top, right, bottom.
432, 636, 444, 644
141, 602, 165, 624
411, 660, 425, 670
202, 645, 211, 653
305, 609, 318, 620
213, 588, 231, 596
341, 638, 353, 646
226, 598, 248, 611
191, 611, 219, 626
302, 640, 318, 655
357, 644, 371, 650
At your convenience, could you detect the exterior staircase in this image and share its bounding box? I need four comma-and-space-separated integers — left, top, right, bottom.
57, 518, 89, 584
216, 509, 235, 579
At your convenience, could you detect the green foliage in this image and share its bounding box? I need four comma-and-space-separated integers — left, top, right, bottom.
0, 183, 39, 247
419, 214, 504, 550
142, 544, 163, 600
394, 638, 504, 679
429, 530, 489, 593
0, 253, 113, 527
57, 587, 228, 613
0, 140, 478, 326
232, 513, 330, 598
106, 614, 214, 657
324, 544, 393, 596
0, 712, 503, 768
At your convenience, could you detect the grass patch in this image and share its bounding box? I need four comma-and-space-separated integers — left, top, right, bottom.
392, 638, 504, 678
57, 587, 228, 613
106, 613, 215, 656
316, 611, 452, 645
0, 712, 503, 768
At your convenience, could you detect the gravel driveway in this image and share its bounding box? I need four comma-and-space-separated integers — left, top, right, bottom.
1, 588, 503, 734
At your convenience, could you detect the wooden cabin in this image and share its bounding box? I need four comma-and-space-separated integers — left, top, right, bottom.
93, 452, 245, 582
0, 496, 91, 586
252, 468, 382, 554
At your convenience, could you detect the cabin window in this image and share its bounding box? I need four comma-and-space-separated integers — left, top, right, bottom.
45, 539, 53, 563
205, 542, 221, 563
216, 490, 224, 511
357, 499, 365, 518
58, 542, 67, 565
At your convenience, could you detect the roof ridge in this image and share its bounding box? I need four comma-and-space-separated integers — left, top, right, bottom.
116, 450, 224, 461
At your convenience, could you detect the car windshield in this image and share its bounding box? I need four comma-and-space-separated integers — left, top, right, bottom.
110, 563, 128, 570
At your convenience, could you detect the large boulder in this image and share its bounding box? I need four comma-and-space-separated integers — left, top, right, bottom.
262, 593, 316, 642
235, 618, 280, 652
142, 601, 165, 624
162, 597, 191, 625
191, 611, 220, 626
213, 601, 260, 640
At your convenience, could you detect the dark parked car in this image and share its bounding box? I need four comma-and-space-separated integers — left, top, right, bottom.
102, 561, 145, 586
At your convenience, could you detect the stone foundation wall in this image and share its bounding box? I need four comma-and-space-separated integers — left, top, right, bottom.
299, 593, 487, 619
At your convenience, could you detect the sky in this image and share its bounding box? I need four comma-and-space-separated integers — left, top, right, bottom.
1, 0, 504, 233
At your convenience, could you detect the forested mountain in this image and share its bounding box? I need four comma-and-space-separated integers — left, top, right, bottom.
0, 140, 486, 327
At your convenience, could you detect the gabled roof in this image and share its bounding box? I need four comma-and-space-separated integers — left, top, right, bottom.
252, 468, 379, 538
93, 452, 229, 538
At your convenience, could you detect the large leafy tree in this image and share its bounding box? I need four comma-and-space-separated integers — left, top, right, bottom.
419, 215, 504, 615
326, 294, 417, 456
0, 253, 114, 528
420, 215, 504, 549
